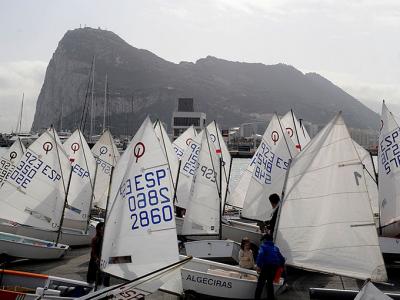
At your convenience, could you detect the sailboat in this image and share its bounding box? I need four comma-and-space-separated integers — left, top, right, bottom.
280, 110, 311, 151
100, 116, 183, 291
0, 128, 70, 259
91, 129, 120, 210
223, 113, 297, 245
0, 138, 25, 187
60, 129, 97, 244
172, 125, 197, 159
275, 112, 387, 282
206, 121, 232, 209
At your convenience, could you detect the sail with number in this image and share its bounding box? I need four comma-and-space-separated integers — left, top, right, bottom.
275, 113, 387, 282
175, 131, 203, 209
378, 101, 400, 236
280, 110, 311, 151
172, 126, 197, 160
63, 129, 96, 230
0, 138, 25, 186
182, 129, 221, 235
154, 120, 179, 195
206, 121, 231, 208
0, 128, 71, 231
92, 129, 120, 209
101, 117, 179, 279
238, 114, 296, 220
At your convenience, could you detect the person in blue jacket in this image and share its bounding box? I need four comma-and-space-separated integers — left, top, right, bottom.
254, 233, 285, 300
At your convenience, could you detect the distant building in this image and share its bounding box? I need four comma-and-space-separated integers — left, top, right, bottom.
239, 122, 267, 138
349, 127, 379, 149
171, 98, 206, 139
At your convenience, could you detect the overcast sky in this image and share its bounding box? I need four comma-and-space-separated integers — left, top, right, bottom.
1, 0, 399, 132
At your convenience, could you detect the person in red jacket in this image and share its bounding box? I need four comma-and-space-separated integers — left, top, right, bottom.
254, 233, 285, 300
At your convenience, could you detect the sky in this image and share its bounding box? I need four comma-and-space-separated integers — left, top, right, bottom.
0, 0, 399, 132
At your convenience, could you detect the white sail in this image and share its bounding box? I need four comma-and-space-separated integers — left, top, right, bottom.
0, 138, 26, 186
354, 282, 392, 300
172, 126, 197, 159
281, 110, 311, 151
63, 129, 97, 229
101, 117, 179, 280
0, 128, 71, 231
206, 121, 231, 208
92, 129, 120, 209
378, 101, 400, 229
154, 120, 179, 197
240, 114, 296, 220
182, 129, 221, 235
175, 131, 203, 209
275, 113, 387, 282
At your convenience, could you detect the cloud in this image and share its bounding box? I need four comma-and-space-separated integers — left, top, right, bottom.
0, 61, 47, 132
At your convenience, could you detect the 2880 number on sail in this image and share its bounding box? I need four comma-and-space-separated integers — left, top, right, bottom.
120, 167, 173, 231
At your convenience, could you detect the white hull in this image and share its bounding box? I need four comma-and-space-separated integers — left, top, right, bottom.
185, 240, 240, 264
0, 221, 95, 246
0, 269, 92, 299
176, 216, 263, 246
181, 256, 282, 299
379, 236, 400, 256
0, 232, 68, 260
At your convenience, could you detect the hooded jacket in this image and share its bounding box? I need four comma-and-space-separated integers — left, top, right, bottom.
256, 241, 285, 268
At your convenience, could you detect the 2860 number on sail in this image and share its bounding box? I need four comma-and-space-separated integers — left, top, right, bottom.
120, 167, 173, 231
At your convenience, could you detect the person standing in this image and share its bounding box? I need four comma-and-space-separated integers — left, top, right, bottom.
257, 193, 280, 237
87, 222, 109, 288
254, 233, 285, 300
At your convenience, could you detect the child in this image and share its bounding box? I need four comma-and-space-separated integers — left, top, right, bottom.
239, 237, 255, 269
254, 234, 285, 300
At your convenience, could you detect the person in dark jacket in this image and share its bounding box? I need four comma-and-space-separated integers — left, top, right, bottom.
254, 233, 285, 300
87, 222, 109, 288
257, 193, 280, 237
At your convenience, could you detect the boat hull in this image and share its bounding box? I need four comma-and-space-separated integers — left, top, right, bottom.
181, 257, 282, 299
0, 232, 68, 260
0, 220, 95, 246
185, 240, 240, 264
0, 269, 92, 299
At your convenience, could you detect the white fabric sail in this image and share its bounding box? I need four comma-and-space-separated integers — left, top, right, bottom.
154, 120, 179, 197
63, 129, 96, 228
92, 129, 120, 209
172, 126, 197, 160
101, 117, 179, 280
175, 131, 203, 209
0, 128, 71, 231
378, 101, 400, 229
275, 113, 387, 282
182, 129, 221, 235
281, 110, 311, 151
240, 114, 296, 220
206, 121, 231, 208
0, 138, 25, 186
354, 282, 393, 300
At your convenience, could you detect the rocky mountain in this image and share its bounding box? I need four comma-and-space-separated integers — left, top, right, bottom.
32, 27, 379, 135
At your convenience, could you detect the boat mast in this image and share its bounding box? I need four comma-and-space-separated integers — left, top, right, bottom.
15, 93, 24, 134
90, 56, 96, 141
277, 113, 293, 159
290, 109, 301, 149
102, 74, 107, 133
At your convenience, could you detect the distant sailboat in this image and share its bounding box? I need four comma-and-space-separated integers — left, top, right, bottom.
172, 125, 197, 159
91, 129, 120, 210
280, 110, 311, 151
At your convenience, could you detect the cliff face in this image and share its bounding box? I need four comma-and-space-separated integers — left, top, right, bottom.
32, 27, 379, 134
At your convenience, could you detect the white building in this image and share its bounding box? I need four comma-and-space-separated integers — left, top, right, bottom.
171, 98, 206, 139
